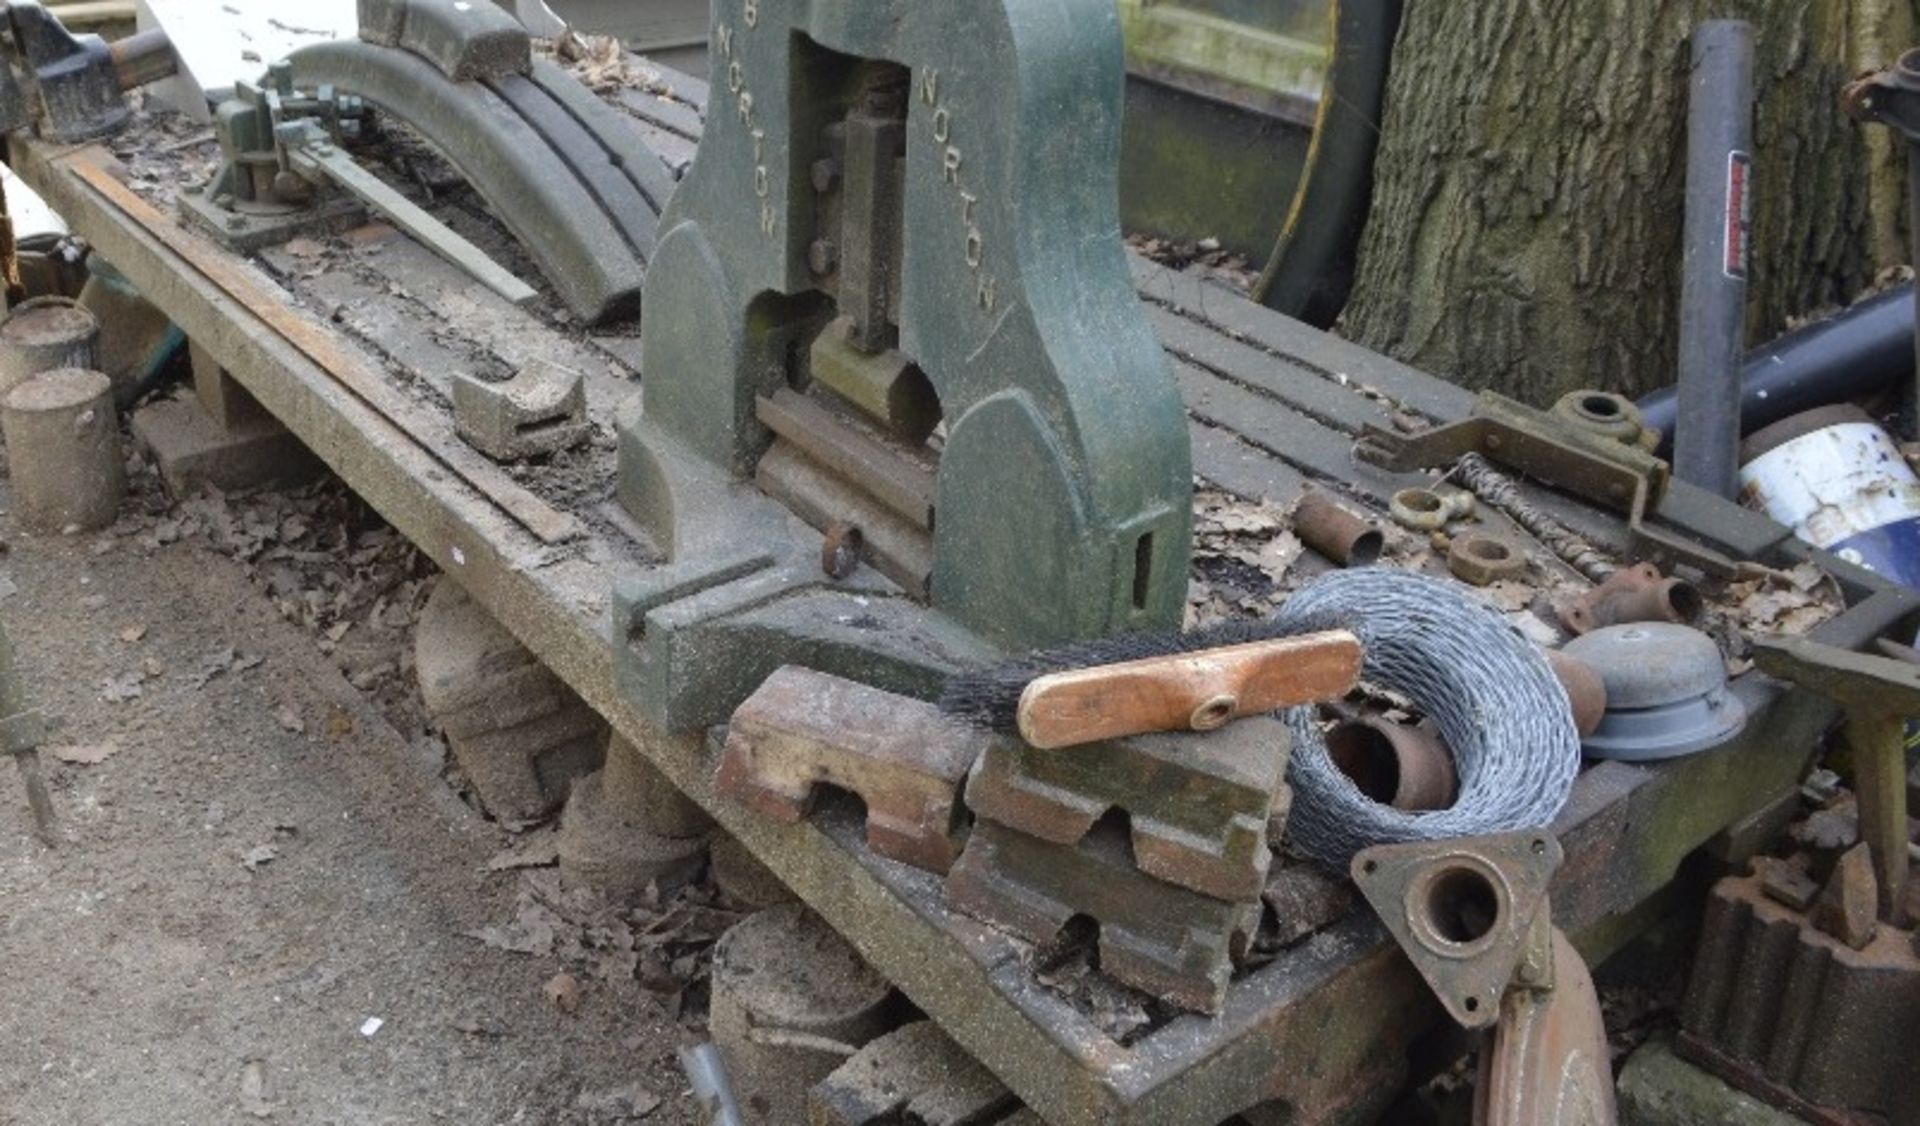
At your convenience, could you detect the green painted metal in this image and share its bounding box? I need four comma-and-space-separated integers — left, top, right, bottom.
623, 0, 1192, 654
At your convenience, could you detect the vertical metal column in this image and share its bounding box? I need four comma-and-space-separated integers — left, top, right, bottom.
1674, 20, 1754, 499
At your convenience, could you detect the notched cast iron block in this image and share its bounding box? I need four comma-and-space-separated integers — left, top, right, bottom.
452, 358, 589, 461
1679, 873, 1920, 1122
944, 819, 1261, 1014
963, 716, 1289, 900
358, 0, 530, 81
718, 666, 987, 874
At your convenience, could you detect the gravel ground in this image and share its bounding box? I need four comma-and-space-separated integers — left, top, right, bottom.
0, 471, 699, 1126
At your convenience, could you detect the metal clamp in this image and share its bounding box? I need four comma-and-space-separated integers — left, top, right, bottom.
188, 63, 534, 306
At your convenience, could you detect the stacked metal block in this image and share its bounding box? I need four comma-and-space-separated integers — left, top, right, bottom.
944, 718, 1293, 1012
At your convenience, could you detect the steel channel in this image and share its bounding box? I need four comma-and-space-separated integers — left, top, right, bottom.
18, 138, 1917, 1125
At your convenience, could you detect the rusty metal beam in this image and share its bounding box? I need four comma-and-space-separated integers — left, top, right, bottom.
14, 136, 1913, 1125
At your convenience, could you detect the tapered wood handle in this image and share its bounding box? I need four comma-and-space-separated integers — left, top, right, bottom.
1015, 630, 1364, 750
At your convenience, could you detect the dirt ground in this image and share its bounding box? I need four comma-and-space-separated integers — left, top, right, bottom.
0, 464, 702, 1125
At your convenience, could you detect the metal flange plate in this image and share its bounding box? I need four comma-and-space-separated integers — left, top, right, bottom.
1350, 831, 1563, 1029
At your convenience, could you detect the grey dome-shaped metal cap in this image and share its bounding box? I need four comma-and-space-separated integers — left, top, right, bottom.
1563, 623, 1726, 708
1560, 623, 1746, 761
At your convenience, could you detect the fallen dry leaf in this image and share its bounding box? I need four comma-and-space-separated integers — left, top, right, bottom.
544, 972, 582, 1014
1477, 581, 1536, 614
49, 742, 117, 765
238, 1059, 273, 1118
575, 1081, 661, 1122
486, 835, 561, 873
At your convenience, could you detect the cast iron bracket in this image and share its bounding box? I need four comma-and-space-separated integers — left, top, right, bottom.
1358, 391, 1738, 577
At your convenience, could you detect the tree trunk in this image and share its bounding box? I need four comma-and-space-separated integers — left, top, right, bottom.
1342, 0, 1919, 405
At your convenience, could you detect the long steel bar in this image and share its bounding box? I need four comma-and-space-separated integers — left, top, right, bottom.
16, 137, 1911, 1124
291, 138, 538, 306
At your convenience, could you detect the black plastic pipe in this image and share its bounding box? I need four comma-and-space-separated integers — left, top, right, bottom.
1640, 281, 1916, 456
1674, 20, 1755, 499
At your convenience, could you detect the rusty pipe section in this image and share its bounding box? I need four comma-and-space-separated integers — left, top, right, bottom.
1293, 488, 1384, 567
109, 28, 177, 91
1326, 715, 1457, 811
1558, 563, 1703, 635
1544, 649, 1607, 738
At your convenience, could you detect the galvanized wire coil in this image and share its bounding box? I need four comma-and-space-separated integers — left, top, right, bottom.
1274, 568, 1581, 867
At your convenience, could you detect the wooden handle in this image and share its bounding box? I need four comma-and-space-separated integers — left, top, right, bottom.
1015, 630, 1364, 750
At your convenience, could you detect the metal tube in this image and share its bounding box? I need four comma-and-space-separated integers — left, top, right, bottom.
1293, 488, 1384, 567
678, 1043, 746, 1126
108, 27, 176, 91
1639, 282, 1914, 450
1325, 715, 1458, 811
1674, 20, 1755, 499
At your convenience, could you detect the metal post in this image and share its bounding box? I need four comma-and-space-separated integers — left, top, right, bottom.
1675, 20, 1754, 499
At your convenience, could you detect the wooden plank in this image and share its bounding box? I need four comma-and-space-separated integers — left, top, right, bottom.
68, 155, 585, 546
1188, 421, 1307, 503
1150, 303, 1385, 435
1175, 359, 1425, 501
1131, 255, 1475, 421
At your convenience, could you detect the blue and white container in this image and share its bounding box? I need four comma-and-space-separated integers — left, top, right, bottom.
1738, 404, 1920, 590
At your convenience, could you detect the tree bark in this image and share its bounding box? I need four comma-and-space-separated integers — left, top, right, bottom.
1342, 0, 1919, 404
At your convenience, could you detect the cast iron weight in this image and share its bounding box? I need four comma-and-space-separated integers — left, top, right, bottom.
1751, 635, 1919, 926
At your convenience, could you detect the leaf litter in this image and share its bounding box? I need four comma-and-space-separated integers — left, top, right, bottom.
467, 869, 745, 1027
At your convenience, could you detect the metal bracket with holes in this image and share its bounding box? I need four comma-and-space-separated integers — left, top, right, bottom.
1349, 831, 1562, 1029
1357, 391, 1738, 578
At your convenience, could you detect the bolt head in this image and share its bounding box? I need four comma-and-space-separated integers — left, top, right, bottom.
808, 239, 838, 276
811, 159, 840, 193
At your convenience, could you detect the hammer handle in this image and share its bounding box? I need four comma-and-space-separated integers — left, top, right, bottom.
1015, 630, 1363, 750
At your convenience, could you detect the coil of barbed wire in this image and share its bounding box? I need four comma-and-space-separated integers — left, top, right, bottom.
1273, 568, 1581, 867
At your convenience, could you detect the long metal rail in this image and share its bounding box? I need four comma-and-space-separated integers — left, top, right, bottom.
15, 137, 1913, 1124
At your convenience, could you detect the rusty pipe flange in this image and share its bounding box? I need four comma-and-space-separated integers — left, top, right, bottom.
1557, 562, 1703, 635
1351, 832, 1563, 1029
1293, 488, 1384, 567
1325, 715, 1458, 811
1551, 389, 1657, 450
1447, 532, 1527, 586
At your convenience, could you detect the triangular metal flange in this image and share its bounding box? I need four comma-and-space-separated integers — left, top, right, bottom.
1350, 832, 1564, 1029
